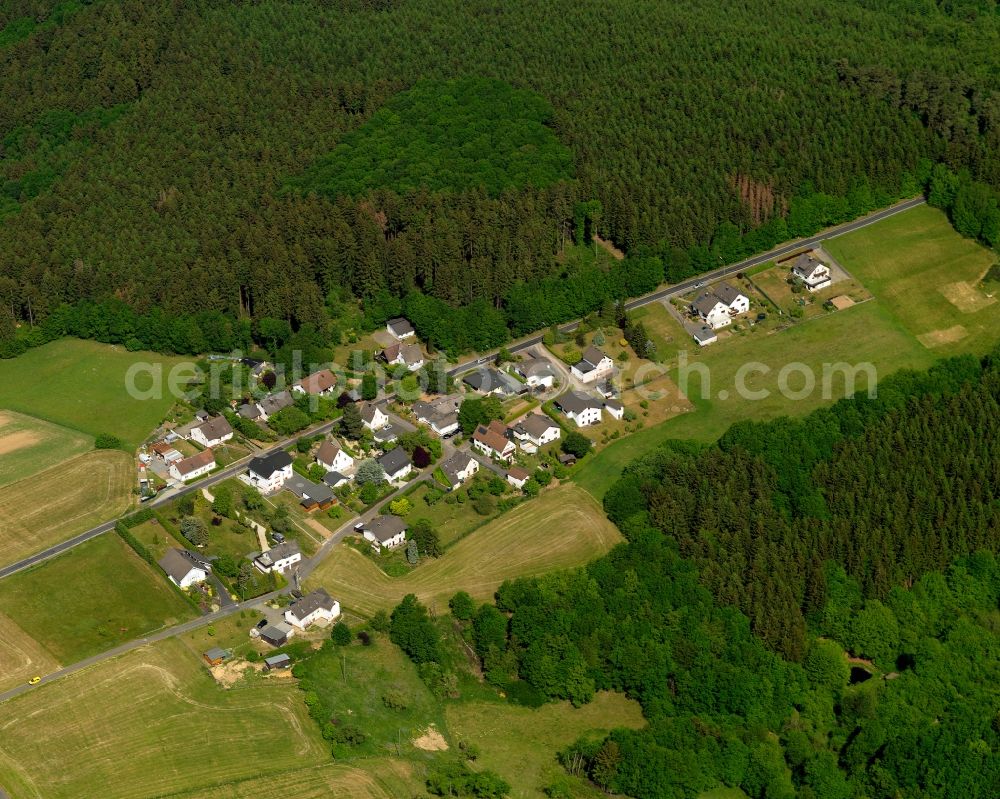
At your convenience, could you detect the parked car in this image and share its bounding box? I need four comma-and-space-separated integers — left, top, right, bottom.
255, 619, 268, 630
28, 676, 40, 685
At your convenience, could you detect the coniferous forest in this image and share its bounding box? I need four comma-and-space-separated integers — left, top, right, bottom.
2, 0, 1000, 352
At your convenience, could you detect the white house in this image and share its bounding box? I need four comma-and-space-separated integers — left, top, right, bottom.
378, 446, 413, 482
254, 541, 302, 574
247, 450, 294, 493
362, 515, 408, 551
386, 317, 415, 340
158, 549, 210, 588
791, 254, 832, 291
514, 357, 558, 389
284, 588, 341, 630
571, 346, 614, 383
713, 282, 751, 315
506, 467, 531, 490
512, 414, 562, 448
169, 449, 216, 481
692, 325, 718, 347
555, 393, 604, 427
472, 420, 516, 462
692, 292, 732, 329
361, 402, 389, 431
439, 451, 479, 489
315, 439, 353, 473
604, 398, 625, 420
190, 416, 234, 448
292, 369, 337, 396
380, 342, 424, 372
413, 395, 462, 437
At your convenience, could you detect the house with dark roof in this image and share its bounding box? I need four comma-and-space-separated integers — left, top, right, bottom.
259, 622, 293, 647
238, 401, 263, 421
378, 446, 413, 482
247, 449, 294, 493
555, 392, 604, 427
472, 420, 516, 461
413, 395, 462, 437
264, 653, 291, 670
692, 325, 718, 347
439, 450, 479, 489
570, 346, 614, 383
316, 439, 353, 473
292, 368, 337, 396
190, 416, 234, 448
361, 515, 408, 551
258, 390, 294, 420
386, 317, 415, 340
284, 588, 341, 629
513, 357, 558, 389
360, 402, 389, 431
284, 474, 336, 511
169, 448, 217, 481
692, 282, 749, 329
512, 414, 561, 449
373, 423, 400, 445
254, 541, 302, 574
463, 367, 523, 397
791, 253, 832, 291
158, 548, 211, 588
323, 470, 350, 488
380, 342, 425, 372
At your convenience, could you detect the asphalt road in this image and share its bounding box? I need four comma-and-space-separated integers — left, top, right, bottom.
0, 196, 924, 584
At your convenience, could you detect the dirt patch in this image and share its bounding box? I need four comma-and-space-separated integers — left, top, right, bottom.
210, 659, 264, 688
413, 725, 449, 751
829, 295, 855, 310
0, 412, 12, 426
305, 518, 333, 540
917, 325, 968, 348
940, 281, 996, 313
593, 234, 625, 261
0, 430, 43, 456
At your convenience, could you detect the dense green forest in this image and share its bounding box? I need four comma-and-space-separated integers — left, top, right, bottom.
382, 349, 1000, 798
2, 0, 1000, 351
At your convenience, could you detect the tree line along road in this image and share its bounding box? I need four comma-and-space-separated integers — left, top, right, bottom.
0, 195, 925, 582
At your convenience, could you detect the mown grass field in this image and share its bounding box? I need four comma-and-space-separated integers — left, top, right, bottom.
402, 479, 496, 548
308, 484, 622, 616
824, 203, 1000, 355
445, 692, 645, 799
0, 612, 60, 695
0, 410, 92, 487
0, 338, 184, 447
0, 533, 195, 664
0, 638, 334, 799
0, 449, 133, 567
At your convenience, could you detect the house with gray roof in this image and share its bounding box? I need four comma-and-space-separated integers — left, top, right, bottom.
158, 548, 210, 588
378, 446, 413, 482
361, 515, 408, 551
570, 346, 614, 383
439, 450, 479, 489
284, 588, 341, 629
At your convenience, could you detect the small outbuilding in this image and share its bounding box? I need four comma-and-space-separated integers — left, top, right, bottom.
203, 647, 230, 666
264, 653, 292, 671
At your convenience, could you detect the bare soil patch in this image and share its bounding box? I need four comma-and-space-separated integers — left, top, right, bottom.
593, 234, 625, 260
413, 725, 449, 751
0, 430, 42, 455
940, 281, 996, 313
917, 325, 969, 348
829, 295, 855, 310
210, 659, 264, 688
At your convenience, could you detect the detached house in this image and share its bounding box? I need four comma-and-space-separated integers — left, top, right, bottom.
380, 342, 425, 372
714, 282, 751, 315
362, 515, 408, 551
254, 541, 302, 574
169, 449, 216, 481
158, 548, 211, 588
292, 369, 337, 396
361, 402, 389, 431
257, 391, 294, 421
506, 467, 531, 490
247, 450, 294, 493
571, 346, 614, 383
284, 588, 341, 630
315, 439, 353, 474
413, 395, 462, 437
514, 357, 558, 389
190, 416, 234, 448
692, 291, 731, 329
472, 420, 516, 462
512, 414, 562, 449
791, 254, 832, 292
555, 392, 604, 427
378, 446, 413, 482
463, 367, 523, 397
439, 451, 479, 489
386, 317, 415, 340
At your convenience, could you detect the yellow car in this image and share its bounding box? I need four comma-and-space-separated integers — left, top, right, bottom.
28, 676, 41, 685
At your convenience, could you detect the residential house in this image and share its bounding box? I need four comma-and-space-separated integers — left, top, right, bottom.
362, 515, 408, 551
506, 467, 531, 490
323, 471, 350, 489
714, 281, 751, 315
413, 395, 462, 437
169, 449, 216, 481
555, 392, 604, 427
386, 317, 415, 340
158, 548, 211, 588
264, 653, 291, 671
571, 346, 614, 383
361, 402, 389, 431
247, 450, 294, 493
315, 439, 353, 473
380, 342, 425, 372
472, 419, 516, 461
150, 441, 182, 464
257, 391, 295, 420
692, 325, 718, 347
237, 402, 264, 422
254, 541, 302, 574
514, 357, 558, 389
284, 474, 336, 511
284, 588, 341, 630
292, 368, 337, 396
791, 253, 832, 291
439, 451, 479, 489
512, 414, 562, 449
378, 446, 413, 482
604, 398, 625, 420
373, 423, 399, 445
692, 282, 750, 329
190, 416, 234, 448
463, 367, 523, 397
259, 622, 293, 647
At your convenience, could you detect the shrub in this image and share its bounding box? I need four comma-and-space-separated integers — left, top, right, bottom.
95, 433, 125, 450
